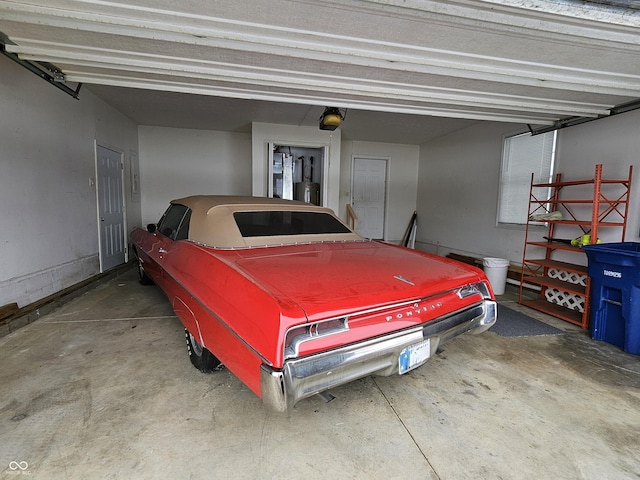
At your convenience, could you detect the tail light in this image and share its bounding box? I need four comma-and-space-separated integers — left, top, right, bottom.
457, 281, 492, 300
284, 317, 349, 359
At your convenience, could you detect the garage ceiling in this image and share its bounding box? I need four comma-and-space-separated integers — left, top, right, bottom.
1, 0, 639, 144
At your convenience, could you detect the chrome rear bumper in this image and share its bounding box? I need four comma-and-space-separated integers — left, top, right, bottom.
260, 300, 496, 412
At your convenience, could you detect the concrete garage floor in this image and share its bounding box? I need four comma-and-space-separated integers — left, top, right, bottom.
1, 268, 640, 480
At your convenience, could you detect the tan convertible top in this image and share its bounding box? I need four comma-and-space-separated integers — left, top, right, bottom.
170, 195, 362, 248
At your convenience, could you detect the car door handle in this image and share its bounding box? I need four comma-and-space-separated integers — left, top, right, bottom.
158, 248, 168, 254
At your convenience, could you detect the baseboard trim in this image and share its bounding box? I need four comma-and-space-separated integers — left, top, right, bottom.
0, 261, 135, 338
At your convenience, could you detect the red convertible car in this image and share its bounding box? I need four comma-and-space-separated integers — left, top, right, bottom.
130, 196, 496, 412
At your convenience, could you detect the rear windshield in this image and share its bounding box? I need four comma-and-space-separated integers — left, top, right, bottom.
234, 211, 351, 237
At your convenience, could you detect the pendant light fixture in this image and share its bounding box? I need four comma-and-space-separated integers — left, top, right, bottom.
319, 107, 345, 131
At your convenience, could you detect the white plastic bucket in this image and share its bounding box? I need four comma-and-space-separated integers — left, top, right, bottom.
483, 257, 510, 295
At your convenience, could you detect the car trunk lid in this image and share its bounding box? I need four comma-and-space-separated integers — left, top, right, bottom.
224, 241, 487, 321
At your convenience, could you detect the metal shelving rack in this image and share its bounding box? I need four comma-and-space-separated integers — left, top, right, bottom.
518, 164, 633, 328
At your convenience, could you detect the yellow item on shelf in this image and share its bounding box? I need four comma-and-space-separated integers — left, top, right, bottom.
570, 234, 602, 247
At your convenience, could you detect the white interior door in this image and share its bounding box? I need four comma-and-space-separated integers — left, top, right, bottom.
96, 144, 126, 272
352, 157, 387, 239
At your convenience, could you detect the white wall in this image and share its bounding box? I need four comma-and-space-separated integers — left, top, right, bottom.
416, 121, 524, 260
555, 110, 640, 244
138, 126, 252, 225
0, 55, 139, 309
416, 111, 640, 264
138, 125, 419, 243
340, 141, 420, 243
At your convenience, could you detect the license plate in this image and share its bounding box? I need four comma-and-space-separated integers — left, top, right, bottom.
399, 338, 431, 375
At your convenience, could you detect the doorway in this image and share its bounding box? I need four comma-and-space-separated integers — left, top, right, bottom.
96, 144, 126, 272
352, 157, 388, 239
268, 143, 326, 205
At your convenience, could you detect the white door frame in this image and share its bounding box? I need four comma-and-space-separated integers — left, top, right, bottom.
95, 141, 128, 272
351, 156, 389, 240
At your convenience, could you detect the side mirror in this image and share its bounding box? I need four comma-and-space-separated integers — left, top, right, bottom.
147, 223, 157, 233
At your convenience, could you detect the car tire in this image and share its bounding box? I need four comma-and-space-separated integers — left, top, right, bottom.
185, 328, 222, 372
136, 255, 154, 285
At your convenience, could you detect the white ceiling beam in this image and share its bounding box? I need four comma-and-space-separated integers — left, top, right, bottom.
1, 3, 639, 97
61, 70, 560, 125
3, 0, 639, 46
9, 41, 614, 117
359, 0, 640, 38
1, 1, 637, 126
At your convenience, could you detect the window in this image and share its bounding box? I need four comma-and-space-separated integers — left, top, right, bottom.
234, 211, 350, 237
175, 210, 191, 240
157, 204, 190, 240
498, 131, 557, 225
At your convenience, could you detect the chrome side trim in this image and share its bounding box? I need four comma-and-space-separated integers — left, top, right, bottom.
261, 300, 496, 412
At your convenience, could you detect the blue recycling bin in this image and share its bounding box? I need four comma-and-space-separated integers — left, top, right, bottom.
583, 242, 640, 355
